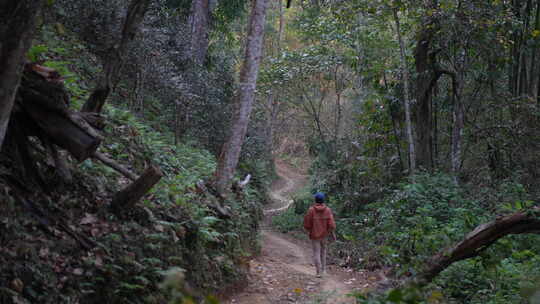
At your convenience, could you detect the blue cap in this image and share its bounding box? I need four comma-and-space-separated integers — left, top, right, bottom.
314, 192, 325, 203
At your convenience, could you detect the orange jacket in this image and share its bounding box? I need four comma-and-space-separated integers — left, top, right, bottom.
303, 204, 336, 240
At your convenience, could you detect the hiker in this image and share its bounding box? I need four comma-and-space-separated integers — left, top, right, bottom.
303, 192, 336, 278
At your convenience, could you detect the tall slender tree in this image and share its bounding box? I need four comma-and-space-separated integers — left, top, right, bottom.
189, 0, 210, 65
81, 0, 151, 113
0, 1, 44, 150
215, 0, 268, 195
393, 7, 416, 175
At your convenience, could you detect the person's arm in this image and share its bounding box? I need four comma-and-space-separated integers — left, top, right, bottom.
328, 210, 337, 241
303, 208, 313, 234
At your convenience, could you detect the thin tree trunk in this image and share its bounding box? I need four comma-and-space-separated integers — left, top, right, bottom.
334, 92, 342, 144
189, 0, 210, 65
529, 0, 540, 100
0, 0, 43, 150
432, 86, 439, 167
451, 74, 463, 183
265, 92, 277, 166
278, 0, 285, 48
174, 101, 181, 145
393, 8, 416, 175
384, 72, 405, 173
214, 0, 268, 195
81, 0, 151, 113
264, 0, 285, 169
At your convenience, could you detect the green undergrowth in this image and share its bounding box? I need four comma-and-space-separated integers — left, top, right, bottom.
329, 172, 540, 303
0, 106, 263, 303
0, 24, 263, 304
272, 186, 314, 233
280, 147, 540, 303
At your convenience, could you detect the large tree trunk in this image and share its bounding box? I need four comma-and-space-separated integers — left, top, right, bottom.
214, 0, 268, 195
17, 65, 102, 161
412, 208, 540, 287
413, 28, 436, 171
81, 0, 151, 113
189, 0, 210, 65
0, 0, 43, 150
393, 8, 416, 175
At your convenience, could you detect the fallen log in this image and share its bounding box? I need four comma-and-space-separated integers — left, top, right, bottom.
410, 207, 540, 287
110, 165, 163, 214
15, 64, 102, 161
21, 100, 100, 161
93, 151, 138, 181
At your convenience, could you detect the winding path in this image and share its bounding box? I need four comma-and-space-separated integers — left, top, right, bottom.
224, 159, 368, 304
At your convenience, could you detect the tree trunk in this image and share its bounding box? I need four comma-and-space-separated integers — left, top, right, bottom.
451, 74, 463, 183
278, 0, 285, 48
110, 165, 163, 214
81, 0, 151, 113
17, 67, 102, 161
264, 0, 285, 171
265, 92, 277, 167
529, 0, 540, 101
214, 0, 268, 195
413, 28, 436, 171
189, 0, 210, 65
432, 85, 439, 167
0, 0, 43, 150
393, 8, 416, 175
411, 208, 540, 287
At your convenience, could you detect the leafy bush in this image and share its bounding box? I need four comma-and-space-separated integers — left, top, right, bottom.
272, 207, 303, 233
332, 172, 540, 303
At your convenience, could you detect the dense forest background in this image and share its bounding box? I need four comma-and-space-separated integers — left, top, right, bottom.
1, 0, 540, 303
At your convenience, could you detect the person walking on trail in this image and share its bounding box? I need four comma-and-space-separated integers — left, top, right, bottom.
303, 192, 336, 278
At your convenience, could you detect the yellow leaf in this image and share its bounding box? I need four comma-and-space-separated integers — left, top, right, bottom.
532, 30, 540, 38
428, 291, 444, 303
294, 288, 303, 294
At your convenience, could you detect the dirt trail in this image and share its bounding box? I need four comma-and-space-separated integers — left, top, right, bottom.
224, 159, 372, 304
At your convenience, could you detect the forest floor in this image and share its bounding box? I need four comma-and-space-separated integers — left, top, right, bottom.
223, 159, 380, 304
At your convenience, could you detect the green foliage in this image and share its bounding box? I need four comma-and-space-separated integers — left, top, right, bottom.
324, 171, 540, 303
355, 285, 424, 304
3, 19, 264, 304
27, 44, 49, 62
272, 187, 315, 233
272, 206, 303, 233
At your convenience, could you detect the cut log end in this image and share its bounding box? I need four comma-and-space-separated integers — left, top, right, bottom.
110, 165, 163, 215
